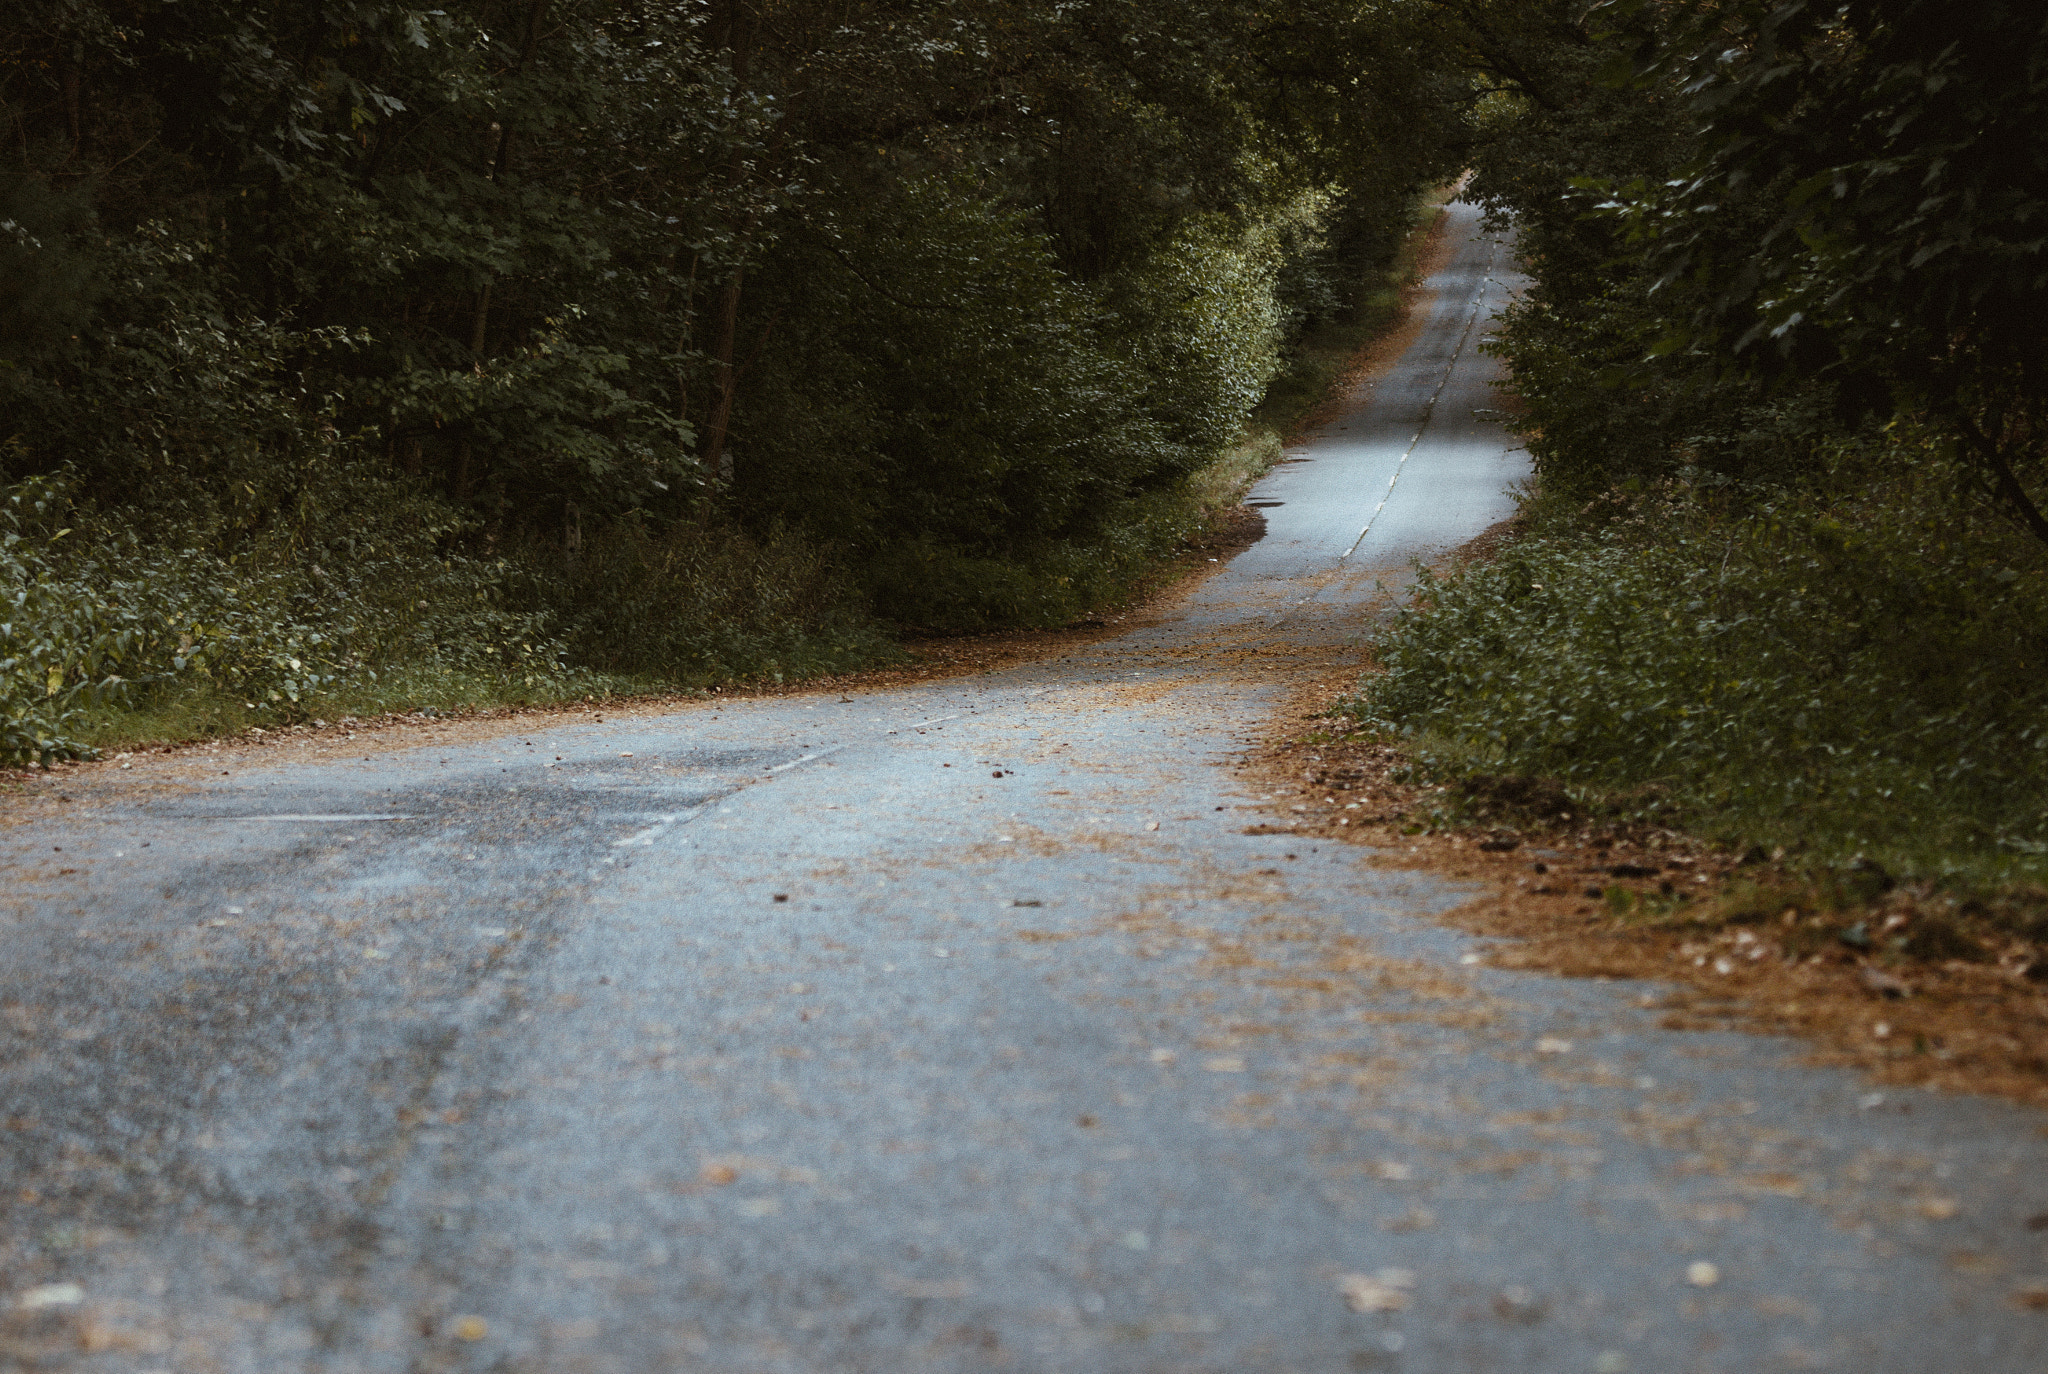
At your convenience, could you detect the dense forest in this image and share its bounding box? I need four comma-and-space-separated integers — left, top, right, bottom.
5, 0, 2046, 899
1, 0, 1471, 761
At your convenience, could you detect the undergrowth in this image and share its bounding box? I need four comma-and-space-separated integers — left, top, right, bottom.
1, 466, 617, 765
1336, 428, 2048, 904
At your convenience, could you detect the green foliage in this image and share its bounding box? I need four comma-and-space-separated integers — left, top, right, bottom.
1482, 283, 1842, 500
1597, 0, 2048, 385
1, 0, 1472, 734
1341, 439, 2048, 885
0, 175, 101, 367
1449, 1, 1757, 500
0, 460, 584, 764
0, 479, 152, 765
1482, 0, 2048, 537
731, 178, 1319, 630
1412, 0, 2048, 905
548, 519, 897, 682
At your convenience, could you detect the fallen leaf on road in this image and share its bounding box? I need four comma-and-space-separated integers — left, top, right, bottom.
1338, 1269, 1415, 1312
700, 1163, 738, 1186
1202, 1056, 1245, 1073
1917, 1197, 1960, 1220
1535, 1037, 1573, 1055
2013, 1280, 2048, 1311
1687, 1261, 1721, 1288
77, 1321, 165, 1354
885, 1276, 975, 1299
453, 1316, 487, 1341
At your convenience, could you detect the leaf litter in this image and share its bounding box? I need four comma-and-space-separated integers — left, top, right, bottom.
1240, 664, 2048, 1110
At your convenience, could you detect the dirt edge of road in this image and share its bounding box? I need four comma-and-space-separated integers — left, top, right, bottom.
1231, 536, 2048, 1112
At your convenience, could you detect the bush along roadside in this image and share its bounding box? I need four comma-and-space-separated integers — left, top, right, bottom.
1336, 437, 2048, 904
1297, 434, 2048, 1102
0, 464, 611, 769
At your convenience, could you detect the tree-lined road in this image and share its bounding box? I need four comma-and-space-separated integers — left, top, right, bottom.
5, 202, 2045, 1373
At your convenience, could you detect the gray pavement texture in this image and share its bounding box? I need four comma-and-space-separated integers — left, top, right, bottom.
4, 201, 2047, 1374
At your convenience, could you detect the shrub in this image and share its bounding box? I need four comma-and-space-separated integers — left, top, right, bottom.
548, 518, 897, 682
1341, 437, 2048, 885
0, 461, 579, 764
0, 479, 156, 764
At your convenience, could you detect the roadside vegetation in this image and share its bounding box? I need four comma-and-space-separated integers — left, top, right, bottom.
1336, 1, 2048, 944
0, 0, 1478, 766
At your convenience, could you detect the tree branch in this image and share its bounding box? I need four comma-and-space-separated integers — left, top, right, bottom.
1947, 404, 2048, 548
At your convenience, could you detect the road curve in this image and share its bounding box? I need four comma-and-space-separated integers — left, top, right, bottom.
4, 201, 2045, 1373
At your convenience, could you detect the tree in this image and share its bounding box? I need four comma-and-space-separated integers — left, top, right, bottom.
1599, 0, 2048, 541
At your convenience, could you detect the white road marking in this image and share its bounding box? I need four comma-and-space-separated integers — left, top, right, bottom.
765, 744, 851, 774
610, 806, 708, 849
607, 711, 970, 852
1341, 247, 1501, 561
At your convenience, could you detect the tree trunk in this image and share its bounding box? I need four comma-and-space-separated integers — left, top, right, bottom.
1954, 409, 2048, 549
61, 63, 82, 160
702, 267, 745, 482
467, 280, 492, 359
452, 0, 548, 496
673, 253, 699, 467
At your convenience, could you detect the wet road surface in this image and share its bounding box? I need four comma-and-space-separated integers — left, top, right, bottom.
4, 202, 2046, 1373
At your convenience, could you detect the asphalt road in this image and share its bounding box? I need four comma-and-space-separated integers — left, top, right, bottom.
5, 202, 2046, 1374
